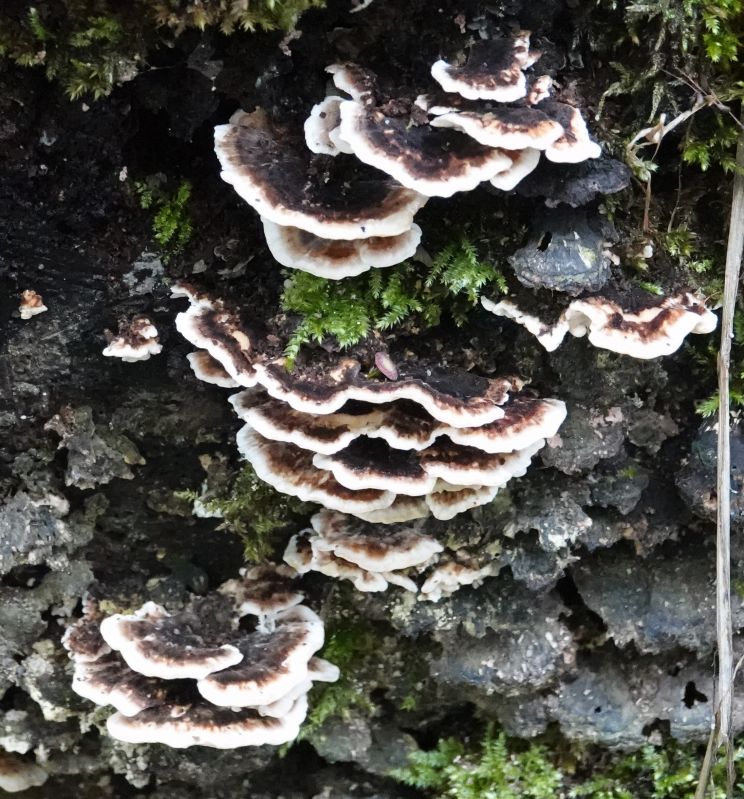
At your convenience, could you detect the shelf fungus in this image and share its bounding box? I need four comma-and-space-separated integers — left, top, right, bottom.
482, 292, 718, 359
0, 751, 48, 793
284, 511, 442, 592
102, 316, 162, 362
18, 289, 48, 320
214, 109, 426, 279
174, 286, 566, 520
62, 571, 338, 749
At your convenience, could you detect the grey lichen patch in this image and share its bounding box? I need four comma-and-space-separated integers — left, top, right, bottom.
45, 406, 144, 489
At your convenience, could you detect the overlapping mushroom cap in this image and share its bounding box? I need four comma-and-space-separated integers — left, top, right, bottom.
63, 570, 338, 749
174, 284, 567, 522
482, 291, 718, 358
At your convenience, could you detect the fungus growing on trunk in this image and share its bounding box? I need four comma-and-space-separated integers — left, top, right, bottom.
0, 751, 48, 793
18, 289, 48, 320
63, 569, 338, 748
482, 292, 718, 358
102, 316, 162, 362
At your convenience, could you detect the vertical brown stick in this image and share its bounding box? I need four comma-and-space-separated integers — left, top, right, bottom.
716, 116, 744, 794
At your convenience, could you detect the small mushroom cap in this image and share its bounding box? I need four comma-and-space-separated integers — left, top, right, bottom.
19, 289, 48, 320
214, 109, 427, 239
481, 296, 569, 351
218, 564, 304, 618
107, 694, 308, 749
338, 100, 513, 197
175, 297, 261, 387
62, 601, 111, 663
430, 32, 537, 102
419, 437, 545, 486
540, 102, 602, 164
262, 218, 422, 279
420, 558, 500, 601
430, 107, 563, 151
488, 147, 541, 191
283, 532, 391, 592
313, 436, 546, 493
0, 752, 48, 793
426, 483, 501, 521
196, 605, 325, 707
236, 426, 396, 515
99, 601, 244, 680
187, 350, 240, 388
353, 495, 429, 523
311, 510, 443, 571
304, 96, 353, 156
232, 393, 386, 455
103, 316, 162, 362
326, 63, 380, 102
313, 439, 439, 495
256, 359, 518, 428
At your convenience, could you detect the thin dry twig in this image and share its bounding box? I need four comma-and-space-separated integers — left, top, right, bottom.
715, 111, 744, 796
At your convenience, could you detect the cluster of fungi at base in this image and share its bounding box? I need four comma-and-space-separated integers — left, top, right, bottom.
214, 30, 602, 280
62, 566, 338, 749
175, 283, 567, 597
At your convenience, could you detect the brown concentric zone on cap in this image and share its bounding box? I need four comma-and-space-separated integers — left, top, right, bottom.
219, 120, 420, 223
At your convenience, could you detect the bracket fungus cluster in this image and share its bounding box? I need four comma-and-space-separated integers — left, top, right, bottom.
62, 568, 338, 749
482, 292, 718, 359
174, 284, 566, 524
214, 30, 600, 279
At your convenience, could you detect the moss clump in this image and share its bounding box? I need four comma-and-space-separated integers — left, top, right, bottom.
394, 725, 744, 798
179, 463, 312, 561
294, 615, 381, 743
281, 237, 508, 364
135, 176, 194, 262
0, 0, 324, 99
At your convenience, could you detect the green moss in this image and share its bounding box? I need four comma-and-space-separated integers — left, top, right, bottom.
179, 463, 312, 561
0, 0, 324, 99
134, 176, 193, 262
281, 236, 508, 365
294, 615, 381, 743
394, 727, 744, 799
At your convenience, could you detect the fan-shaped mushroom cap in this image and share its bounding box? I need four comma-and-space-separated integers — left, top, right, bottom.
103, 316, 162, 362
489, 147, 541, 191
262, 218, 422, 279
19, 289, 48, 320
430, 32, 537, 102
326, 63, 380, 103
231, 393, 385, 455
215, 109, 426, 239
71, 653, 173, 717
313, 436, 545, 492
353, 495, 430, 523
107, 693, 308, 749
338, 100, 513, 197
175, 294, 261, 387
218, 564, 304, 618
235, 393, 564, 455
186, 351, 240, 388
99, 601, 244, 680
310, 509, 443, 571
481, 297, 569, 351
426, 483, 501, 521
540, 102, 601, 164
255, 359, 519, 427
0, 752, 48, 793
482, 292, 718, 358
420, 558, 500, 601
430, 107, 563, 151
304, 96, 353, 156
196, 606, 325, 707
237, 426, 396, 514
